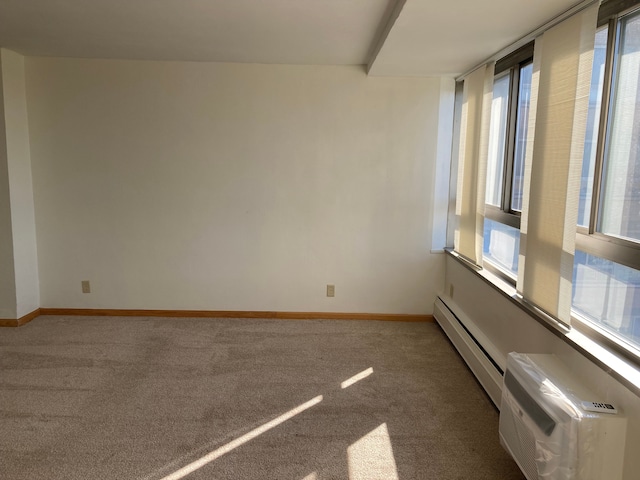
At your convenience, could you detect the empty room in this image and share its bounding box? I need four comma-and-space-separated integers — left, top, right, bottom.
1, 0, 639, 479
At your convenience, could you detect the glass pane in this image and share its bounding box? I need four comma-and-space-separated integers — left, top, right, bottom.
511, 63, 533, 212
483, 218, 520, 276
572, 250, 640, 349
578, 27, 609, 228
600, 11, 640, 243
486, 74, 510, 206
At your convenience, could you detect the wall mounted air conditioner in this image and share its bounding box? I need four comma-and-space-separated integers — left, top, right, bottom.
499, 353, 627, 480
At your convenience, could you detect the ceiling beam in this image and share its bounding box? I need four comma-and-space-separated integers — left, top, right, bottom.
366, 0, 407, 74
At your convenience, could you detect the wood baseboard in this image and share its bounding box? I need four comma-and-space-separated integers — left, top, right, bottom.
2, 308, 433, 326
38, 308, 434, 322
0, 308, 41, 327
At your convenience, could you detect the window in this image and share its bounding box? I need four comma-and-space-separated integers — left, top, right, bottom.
484, 43, 534, 279
453, 0, 640, 363
573, 1, 640, 354
573, 251, 640, 349
483, 218, 520, 275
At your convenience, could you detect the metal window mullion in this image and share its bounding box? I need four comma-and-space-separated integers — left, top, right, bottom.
590, 18, 619, 235
599, 0, 640, 25
576, 232, 640, 271
485, 205, 521, 229
503, 67, 520, 214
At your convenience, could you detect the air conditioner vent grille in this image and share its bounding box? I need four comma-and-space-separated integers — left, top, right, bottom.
500, 389, 540, 480
499, 353, 627, 480
505, 369, 556, 436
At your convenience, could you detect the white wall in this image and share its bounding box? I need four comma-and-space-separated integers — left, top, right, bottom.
1, 49, 39, 318
430, 78, 455, 252
0, 65, 16, 318
25, 57, 447, 313
443, 255, 640, 480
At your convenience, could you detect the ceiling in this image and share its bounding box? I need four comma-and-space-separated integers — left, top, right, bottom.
0, 0, 584, 76
370, 0, 586, 76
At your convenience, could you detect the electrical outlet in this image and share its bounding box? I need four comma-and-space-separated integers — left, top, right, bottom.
326, 284, 335, 297
81, 280, 91, 294
449, 283, 454, 298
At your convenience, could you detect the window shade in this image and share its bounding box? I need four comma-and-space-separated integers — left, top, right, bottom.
455, 63, 494, 265
517, 4, 599, 323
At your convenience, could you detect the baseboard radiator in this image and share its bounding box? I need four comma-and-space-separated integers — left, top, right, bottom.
435, 297, 629, 479
433, 296, 504, 407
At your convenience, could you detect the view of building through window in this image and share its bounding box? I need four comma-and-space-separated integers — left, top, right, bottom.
486, 74, 510, 207
510, 62, 532, 213
578, 27, 608, 227
600, 10, 640, 243
572, 8, 640, 351
573, 250, 640, 347
483, 218, 520, 276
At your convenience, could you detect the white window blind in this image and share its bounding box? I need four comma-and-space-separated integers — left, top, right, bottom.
455, 63, 494, 265
517, 3, 599, 323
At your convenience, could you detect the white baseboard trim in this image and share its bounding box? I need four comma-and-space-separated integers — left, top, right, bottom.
434, 296, 504, 408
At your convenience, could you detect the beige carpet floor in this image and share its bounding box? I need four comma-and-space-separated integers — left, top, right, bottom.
0, 316, 525, 480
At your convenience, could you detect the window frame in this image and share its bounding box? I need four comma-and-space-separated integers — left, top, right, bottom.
570, 0, 640, 363
451, 0, 640, 370
483, 43, 534, 277
488, 43, 534, 227
575, 1, 640, 272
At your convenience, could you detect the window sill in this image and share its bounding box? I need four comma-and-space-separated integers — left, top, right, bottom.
445, 248, 640, 398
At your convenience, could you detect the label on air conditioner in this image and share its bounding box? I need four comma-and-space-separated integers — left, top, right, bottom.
581, 401, 618, 414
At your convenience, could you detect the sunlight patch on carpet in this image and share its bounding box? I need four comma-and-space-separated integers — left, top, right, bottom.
341, 367, 374, 389
347, 423, 399, 480
160, 395, 323, 480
